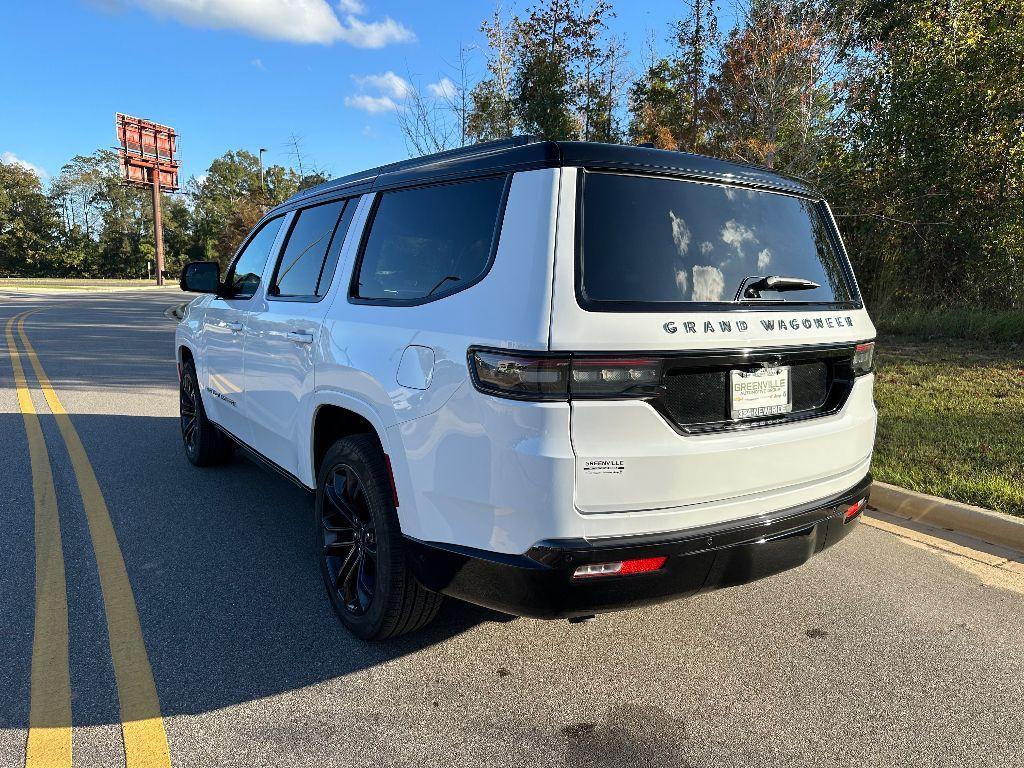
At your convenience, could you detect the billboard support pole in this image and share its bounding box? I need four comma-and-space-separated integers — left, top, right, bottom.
116, 113, 178, 286
151, 170, 165, 286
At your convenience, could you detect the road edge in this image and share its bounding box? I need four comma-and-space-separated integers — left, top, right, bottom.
870, 481, 1024, 554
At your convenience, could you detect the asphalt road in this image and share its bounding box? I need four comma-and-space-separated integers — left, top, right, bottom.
1, 289, 1023, 768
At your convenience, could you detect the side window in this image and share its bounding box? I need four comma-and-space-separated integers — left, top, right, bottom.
229, 216, 285, 299
352, 176, 507, 303
270, 199, 346, 298
316, 199, 358, 297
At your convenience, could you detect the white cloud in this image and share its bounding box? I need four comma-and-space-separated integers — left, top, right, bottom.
344, 94, 399, 113
347, 71, 414, 113
250, 57, 265, 69
1, 151, 47, 178
352, 71, 413, 99
427, 77, 457, 100
337, 12, 413, 47
674, 269, 689, 295
700, 241, 713, 255
116, 0, 413, 47
692, 264, 725, 302
721, 218, 757, 256
757, 248, 772, 271
667, 210, 691, 256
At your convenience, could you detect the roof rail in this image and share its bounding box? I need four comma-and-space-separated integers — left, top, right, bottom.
289, 135, 544, 203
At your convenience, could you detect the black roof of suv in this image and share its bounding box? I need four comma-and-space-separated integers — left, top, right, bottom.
281, 137, 817, 212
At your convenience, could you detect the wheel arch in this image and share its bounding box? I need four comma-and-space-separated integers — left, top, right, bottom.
308, 394, 394, 484
178, 343, 195, 367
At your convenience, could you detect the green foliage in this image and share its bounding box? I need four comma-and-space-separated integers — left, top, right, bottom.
629, 0, 719, 152
0, 161, 59, 276
0, 147, 309, 279
872, 339, 1024, 516
469, 0, 622, 143
821, 0, 1024, 309
873, 309, 1024, 343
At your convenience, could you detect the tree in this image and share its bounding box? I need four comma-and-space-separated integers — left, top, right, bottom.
49, 150, 154, 278
468, 5, 520, 140
820, 0, 1024, 309
0, 161, 59, 276
190, 150, 302, 268
707, 0, 835, 173
398, 46, 476, 155
511, 0, 581, 139
468, 0, 625, 143
628, 0, 719, 152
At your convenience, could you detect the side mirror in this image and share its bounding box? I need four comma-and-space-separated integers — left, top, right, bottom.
180, 261, 221, 294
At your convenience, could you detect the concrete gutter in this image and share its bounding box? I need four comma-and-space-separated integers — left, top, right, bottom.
870, 481, 1024, 554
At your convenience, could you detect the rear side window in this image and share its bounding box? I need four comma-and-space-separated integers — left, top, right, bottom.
271, 199, 347, 298
352, 176, 507, 303
229, 215, 285, 299
579, 172, 854, 309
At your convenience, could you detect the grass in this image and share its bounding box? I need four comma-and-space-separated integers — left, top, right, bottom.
0, 277, 163, 292
872, 336, 1024, 517
873, 308, 1024, 343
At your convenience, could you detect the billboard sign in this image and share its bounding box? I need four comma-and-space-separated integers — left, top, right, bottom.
116, 113, 180, 190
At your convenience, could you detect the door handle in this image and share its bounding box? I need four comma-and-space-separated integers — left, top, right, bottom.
287, 331, 315, 345
225, 321, 244, 332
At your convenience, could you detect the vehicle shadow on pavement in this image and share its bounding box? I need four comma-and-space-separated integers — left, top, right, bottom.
0, 412, 510, 728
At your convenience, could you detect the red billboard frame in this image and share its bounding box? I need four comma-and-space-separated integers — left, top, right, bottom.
116, 113, 180, 191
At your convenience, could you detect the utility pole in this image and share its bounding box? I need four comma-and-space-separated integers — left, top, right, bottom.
259, 148, 268, 192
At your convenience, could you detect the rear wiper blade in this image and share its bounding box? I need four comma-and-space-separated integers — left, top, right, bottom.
735, 275, 821, 301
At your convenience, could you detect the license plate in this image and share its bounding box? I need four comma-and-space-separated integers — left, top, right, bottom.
729, 366, 792, 419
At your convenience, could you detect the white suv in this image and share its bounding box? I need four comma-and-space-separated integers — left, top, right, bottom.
176, 138, 876, 640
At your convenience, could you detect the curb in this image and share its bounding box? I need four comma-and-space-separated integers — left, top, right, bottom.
870, 481, 1024, 554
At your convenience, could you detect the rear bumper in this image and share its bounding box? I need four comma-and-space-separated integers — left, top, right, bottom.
405, 473, 871, 619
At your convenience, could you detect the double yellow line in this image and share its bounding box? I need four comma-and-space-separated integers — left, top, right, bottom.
6, 310, 171, 768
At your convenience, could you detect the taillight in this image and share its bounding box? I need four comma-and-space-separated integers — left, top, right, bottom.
572, 556, 667, 579
468, 348, 664, 401
852, 342, 874, 376
569, 358, 663, 396
468, 350, 570, 399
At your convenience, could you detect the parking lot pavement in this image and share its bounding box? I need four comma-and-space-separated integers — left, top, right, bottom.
1, 290, 1023, 768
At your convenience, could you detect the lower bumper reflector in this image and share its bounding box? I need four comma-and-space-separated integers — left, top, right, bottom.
573, 556, 667, 579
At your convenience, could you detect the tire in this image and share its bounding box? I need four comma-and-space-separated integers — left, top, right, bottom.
316, 434, 442, 640
179, 359, 234, 467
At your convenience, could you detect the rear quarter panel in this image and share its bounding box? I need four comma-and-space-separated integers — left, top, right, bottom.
315, 168, 564, 543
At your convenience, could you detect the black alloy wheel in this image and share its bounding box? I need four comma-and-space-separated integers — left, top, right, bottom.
179, 359, 233, 466
321, 464, 378, 616
315, 435, 441, 640
180, 369, 200, 457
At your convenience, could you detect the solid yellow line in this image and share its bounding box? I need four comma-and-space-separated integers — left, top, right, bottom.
17, 315, 172, 768
6, 311, 73, 768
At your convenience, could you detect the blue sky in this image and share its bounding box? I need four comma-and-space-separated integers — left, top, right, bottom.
0, 1, 703, 186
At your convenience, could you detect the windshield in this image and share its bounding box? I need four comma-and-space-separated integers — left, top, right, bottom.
578, 172, 854, 308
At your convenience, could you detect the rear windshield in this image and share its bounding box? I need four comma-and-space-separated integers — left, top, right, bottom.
579, 172, 854, 308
